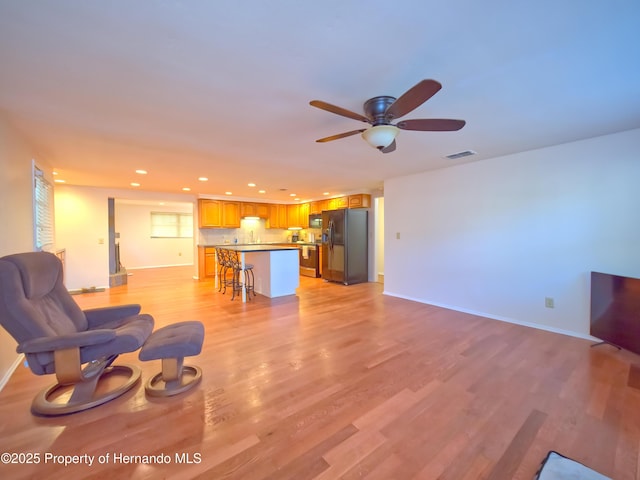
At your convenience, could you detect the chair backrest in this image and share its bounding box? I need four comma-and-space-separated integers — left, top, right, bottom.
0, 252, 88, 346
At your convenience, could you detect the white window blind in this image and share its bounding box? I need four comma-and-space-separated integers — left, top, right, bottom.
150, 212, 193, 238
34, 166, 54, 250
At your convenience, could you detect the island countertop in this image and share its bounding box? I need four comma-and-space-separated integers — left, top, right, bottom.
198, 242, 320, 248
215, 245, 299, 253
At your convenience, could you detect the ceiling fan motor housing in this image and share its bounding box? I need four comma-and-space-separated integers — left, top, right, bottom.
363, 96, 396, 125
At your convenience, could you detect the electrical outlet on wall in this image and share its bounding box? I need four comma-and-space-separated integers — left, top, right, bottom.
545, 297, 555, 308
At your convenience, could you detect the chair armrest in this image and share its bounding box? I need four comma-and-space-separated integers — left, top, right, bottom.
84, 304, 142, 328
17, 329, 116, 354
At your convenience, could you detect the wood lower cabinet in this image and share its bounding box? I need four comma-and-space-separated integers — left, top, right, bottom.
198, 246, 217, 279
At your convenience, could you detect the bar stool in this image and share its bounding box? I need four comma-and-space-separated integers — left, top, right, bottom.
216, 248, 231, 292
228, 251, 256, 301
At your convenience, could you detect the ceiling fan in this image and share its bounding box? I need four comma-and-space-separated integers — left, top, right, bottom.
310, 79, 465, 153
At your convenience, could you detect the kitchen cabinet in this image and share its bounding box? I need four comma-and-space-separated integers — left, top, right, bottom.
348, 194, 371, 208
336, 196, 349, 209
287, 204, 301, 228
221, 201, 241, 228
299, 203, 310, 228
198, 199, 222, 228
241, 202, 269, 219
198, 199, 240, 228
197, 246, 217, 279
328, 197, 348, 210
285, 203, 310, 228
309, 201, 321, 215
268, 204, 288, 229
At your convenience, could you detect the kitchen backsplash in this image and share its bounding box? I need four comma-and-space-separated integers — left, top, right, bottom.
198, 218, 322, 245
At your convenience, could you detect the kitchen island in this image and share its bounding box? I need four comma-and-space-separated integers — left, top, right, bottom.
215, 245, 300, 302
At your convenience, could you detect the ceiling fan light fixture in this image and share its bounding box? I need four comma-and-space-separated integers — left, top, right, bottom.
362, 125, 399, 150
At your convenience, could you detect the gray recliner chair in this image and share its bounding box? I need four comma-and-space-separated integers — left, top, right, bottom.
0, 251, 154, 416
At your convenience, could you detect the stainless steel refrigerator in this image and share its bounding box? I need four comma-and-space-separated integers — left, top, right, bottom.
321, 208, 368, 285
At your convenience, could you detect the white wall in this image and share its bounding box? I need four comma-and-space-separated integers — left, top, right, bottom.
55, 185, 198, 290
115, 201, 194, 269
384, 128, 640, 338
55, 186, 111, 290
0, 115, 51, 388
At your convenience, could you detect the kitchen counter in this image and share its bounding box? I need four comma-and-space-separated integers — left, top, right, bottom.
199, 242, 320, 247
218, 245, 299, 252
214, 245, 299, 302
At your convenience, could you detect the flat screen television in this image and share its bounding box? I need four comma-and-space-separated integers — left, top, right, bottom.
590, 271, 640, 355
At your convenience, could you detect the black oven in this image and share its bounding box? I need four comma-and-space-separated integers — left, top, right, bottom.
299, 244, 320, 277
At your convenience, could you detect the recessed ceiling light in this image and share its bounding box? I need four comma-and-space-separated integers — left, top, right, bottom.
258, 189, 266, 194
182, 187, 191, 192
289, 193, 296, 197
225, 191, 232, 195
135, 169, 147, 175
54, 179, 65, 183
248, 182, 256, 187
323, 192, 330, 196
294, 198, 300, 201
198, 177, 208, 181
52, 171, 58, 175
130, 182, 140, 187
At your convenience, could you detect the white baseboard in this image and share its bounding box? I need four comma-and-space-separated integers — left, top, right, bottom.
0, 353, 25, 392
126, 263, 194, 270
382, 290, 595, 342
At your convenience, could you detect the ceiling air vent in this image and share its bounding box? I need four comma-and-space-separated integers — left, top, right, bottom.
445, 150, 477, 160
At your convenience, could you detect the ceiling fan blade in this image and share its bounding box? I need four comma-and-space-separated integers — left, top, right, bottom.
310, 100, 370, 123
385, 79, 442, 119
380, 140, 396, 154
396, 118, 466, 131
315, 129, 366, 143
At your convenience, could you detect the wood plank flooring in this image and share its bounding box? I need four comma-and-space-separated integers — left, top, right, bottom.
1, 266, 639, 479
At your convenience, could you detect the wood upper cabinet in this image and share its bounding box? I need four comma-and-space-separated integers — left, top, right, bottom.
241, 202, 269, 219
348, 193, 371, 208
201, 194, 370, 229
198, 199, 222, 228
287, 204, 300, 228
309, 201, 321, 215
299, 202, 310, 228
268, 204, 288, 229
221, 201, 241, 228
328, 197, 347, 210
198, 199, 240, 228
286, 203, 310, 228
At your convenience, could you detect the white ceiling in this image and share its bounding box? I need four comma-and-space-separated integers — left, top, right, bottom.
1, 1, 639, 203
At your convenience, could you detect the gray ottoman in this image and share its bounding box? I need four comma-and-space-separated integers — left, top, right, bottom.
139, 321, 204, 397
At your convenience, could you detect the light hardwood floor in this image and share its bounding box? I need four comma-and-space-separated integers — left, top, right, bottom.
1, 266, 639, 479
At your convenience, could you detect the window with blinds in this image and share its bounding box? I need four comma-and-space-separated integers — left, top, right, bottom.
150, 212, 193, 238
33, 165, 54, 250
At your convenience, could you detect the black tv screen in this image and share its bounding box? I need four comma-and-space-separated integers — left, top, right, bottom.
590, 271, 640, 355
